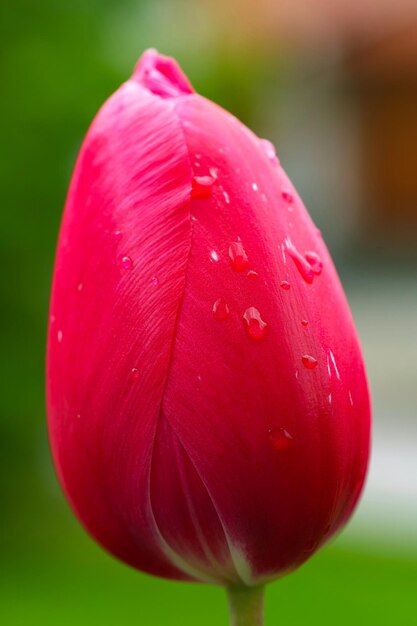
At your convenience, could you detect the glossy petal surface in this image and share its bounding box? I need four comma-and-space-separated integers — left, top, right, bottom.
47, 50, 371, 586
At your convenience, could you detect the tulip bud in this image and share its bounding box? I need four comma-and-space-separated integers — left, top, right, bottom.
47, 49, 371, 619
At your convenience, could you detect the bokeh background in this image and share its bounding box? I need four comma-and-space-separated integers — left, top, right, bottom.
1, 1, 417, 624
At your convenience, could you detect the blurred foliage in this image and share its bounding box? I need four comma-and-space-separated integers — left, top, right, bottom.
0, 1, 415, 625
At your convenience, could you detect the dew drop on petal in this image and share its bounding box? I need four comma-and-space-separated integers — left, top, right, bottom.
114, 230, 123, 241
304, 251, 323, 275
302, 354, 318, 369
121, 255, 133, 270
150, 276, 159, 287
191, 175, 215, 198
229, 241, 249, 272
286, 240, 314, 284
301, 319, 309, 327
213, 297, 230, 320
223, 190, 230, 204
77, 282, 83, 292
280, 280, 291, 290
281, 188, 294, 203
57, 330, 63, 343
210, 250, 219, 263
131, 367, 140, 379
329, 349, 340, 380
243, 307, 267, 341
268, 427, 293, 452
209, 167, 219, 179
260, 138, 279, 164
252, 182, 258, 192
247, 270, 258, 280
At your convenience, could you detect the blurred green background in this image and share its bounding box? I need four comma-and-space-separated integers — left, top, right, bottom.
1, 1, 417, 624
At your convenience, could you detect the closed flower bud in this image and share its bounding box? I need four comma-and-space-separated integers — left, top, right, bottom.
47, 50, 371, 595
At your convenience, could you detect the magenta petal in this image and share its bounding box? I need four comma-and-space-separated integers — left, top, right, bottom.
47, 50, 371, 586
47, 69, 194, 580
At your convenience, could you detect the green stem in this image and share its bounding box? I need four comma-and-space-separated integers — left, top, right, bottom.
226, 585, 265, 626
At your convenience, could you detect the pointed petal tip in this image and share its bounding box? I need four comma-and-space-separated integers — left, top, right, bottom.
132, 49, 195, 99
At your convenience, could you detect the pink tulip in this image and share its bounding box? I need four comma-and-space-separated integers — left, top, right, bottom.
47, 49, 371, 624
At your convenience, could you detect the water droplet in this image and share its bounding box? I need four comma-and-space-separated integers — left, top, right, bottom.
57, 330, 63, 343
281, 188, 294, 203
261, 193, 267, 203
302, 354, 318, 369
196, 374, 202, 382
191, 175, 215, 198
285, 239, 314, 284
252, 182, 258, 192
280, 280, 291, 290
260, 138, 279, 164
269, 427, 293, 452
131, 368, 140, 379
223, 190, 230, 204
209, 167, 219, 179
213, 297, 230, 320
76, 413, 81, 419
50, 314, 56, 324
150, 276, 159, 287
210, 250, 219, 263
329, 349, 340, 380
121, 255, 133, 270
77, 282, 83, 292
114, 230, 123, 241
348, 390, 353, 406
301, 319, 309, 327
247, 270, 258, 280
229, 241, 249, 272
304, 251, 323, 275
328, 393, 332, 405
243, 307, 267, 341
